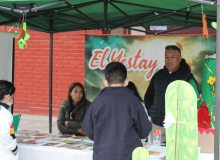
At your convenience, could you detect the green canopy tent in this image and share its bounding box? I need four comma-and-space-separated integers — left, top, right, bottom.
0, 0, 217, 33
0, 0, 218, 159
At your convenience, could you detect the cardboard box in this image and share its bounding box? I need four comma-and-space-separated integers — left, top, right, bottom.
198, 128, 214, 153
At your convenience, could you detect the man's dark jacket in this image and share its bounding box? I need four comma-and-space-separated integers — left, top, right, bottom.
144, 59, 199, 127
82, 87, 152, 160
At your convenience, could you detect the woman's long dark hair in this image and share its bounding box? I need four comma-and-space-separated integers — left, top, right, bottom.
68, 82, 86, 107
126, 81, 143, 102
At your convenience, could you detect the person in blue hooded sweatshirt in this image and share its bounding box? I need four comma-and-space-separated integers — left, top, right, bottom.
82, 62, 152, 160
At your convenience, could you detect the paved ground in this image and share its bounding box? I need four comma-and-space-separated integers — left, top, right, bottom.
16, 114, 60, 134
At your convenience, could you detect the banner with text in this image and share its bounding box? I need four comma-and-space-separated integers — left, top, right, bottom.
85, 36, 216, 101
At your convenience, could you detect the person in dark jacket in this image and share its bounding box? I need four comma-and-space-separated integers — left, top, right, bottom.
144, 45, 200, 142
82, 62, 152, 160
57, 82, 91, 135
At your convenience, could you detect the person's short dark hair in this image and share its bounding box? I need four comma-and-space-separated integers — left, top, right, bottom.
165, 45, 181, 55
126, 81, 143, 102
0, 80, 15, 101
105, 62, 127, 85
68, 82, 86, 105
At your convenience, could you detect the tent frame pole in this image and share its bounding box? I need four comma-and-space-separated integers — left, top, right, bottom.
110, 12, 174, 30
109, 2, 155, 35
123, 27, 151, 34
0, 1, 102, 27
55, 13, 89, 21
110, 4, 201, 30
215, 1, 220, 159
28, 1, 101, 16
113, 1, 215, 19
42, 16, 94, 29
104, 0, 108, 30
0, 10, 49, 32
157, 23, 202, 34
170, 14, 214, 23
26, 22, 49, 32
73, 7, 103, 29
49, 16, 53, 134
0, 0, 68, 14
11, 38, 15, 115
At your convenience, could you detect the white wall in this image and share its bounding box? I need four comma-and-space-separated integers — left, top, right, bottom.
0, 36, 13, 82
131, 26, 146, 35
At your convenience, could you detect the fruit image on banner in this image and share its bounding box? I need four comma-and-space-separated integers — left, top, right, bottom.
202, 55, 216, 128
164, 80, 198, 160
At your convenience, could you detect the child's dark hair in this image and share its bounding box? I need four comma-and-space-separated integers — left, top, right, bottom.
104, 62, 127, 85
126, 81, 143, 102
0, 80, 16, 101
68, 82, 86, 105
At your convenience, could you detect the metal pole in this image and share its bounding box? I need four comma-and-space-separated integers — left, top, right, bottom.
42, 16, 94, 29
28, 0, 68, 13
11, 38, 15, 115
0, 6, 23, 14
157, 23, 202, 35
73, 7, 103, 29
28, 0, 102, 16
26, 22, 49, 32
49, 16, 53, 134
104, 0, 108, 30
184, 0, 216, 5
214, 2, 220, 159
109, 2, 155, 35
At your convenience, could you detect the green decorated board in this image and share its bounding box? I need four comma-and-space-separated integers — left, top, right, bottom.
202, 57, 216, 128
165, 80, 198, 160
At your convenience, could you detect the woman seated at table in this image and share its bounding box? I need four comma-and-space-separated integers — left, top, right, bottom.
57, 82, 91, 135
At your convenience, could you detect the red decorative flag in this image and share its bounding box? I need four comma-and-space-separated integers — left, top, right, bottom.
198, 102, 211, 129
10, 123, 15, 135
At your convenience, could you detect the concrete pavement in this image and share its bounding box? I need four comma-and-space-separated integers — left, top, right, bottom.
16, 114, 60, 134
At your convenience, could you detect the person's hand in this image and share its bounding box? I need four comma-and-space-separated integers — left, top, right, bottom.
12, 147, 18, 156
65, 121, 68, 126
78, 128, 85, 135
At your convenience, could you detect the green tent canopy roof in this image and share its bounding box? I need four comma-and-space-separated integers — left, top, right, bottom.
0, 0, 217, 34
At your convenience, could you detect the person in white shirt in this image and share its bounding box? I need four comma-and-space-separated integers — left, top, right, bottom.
0, 80, 18, 160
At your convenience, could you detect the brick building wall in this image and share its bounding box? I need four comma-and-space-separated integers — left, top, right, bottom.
0, 26, 102, 116
0, 26, 216, 117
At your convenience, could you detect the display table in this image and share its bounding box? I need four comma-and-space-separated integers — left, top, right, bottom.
18, 143, 214, 160
146, 145, 214, 160
18, 143, 93, 160
16, 131, 214, 160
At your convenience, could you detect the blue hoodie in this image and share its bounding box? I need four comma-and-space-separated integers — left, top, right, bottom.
82, 87, 152, 160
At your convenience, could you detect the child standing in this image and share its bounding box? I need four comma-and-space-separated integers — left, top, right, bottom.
82, 62, 152, 160
0, 80, 18, 160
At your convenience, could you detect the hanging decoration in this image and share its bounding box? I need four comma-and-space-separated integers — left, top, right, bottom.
17, 18, 30, 49
211, 22, 217, 29
202, 4, 209, 43
198, 102, 211, 129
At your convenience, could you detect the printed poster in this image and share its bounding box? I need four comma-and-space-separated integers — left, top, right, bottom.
85, 36, 216, 101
